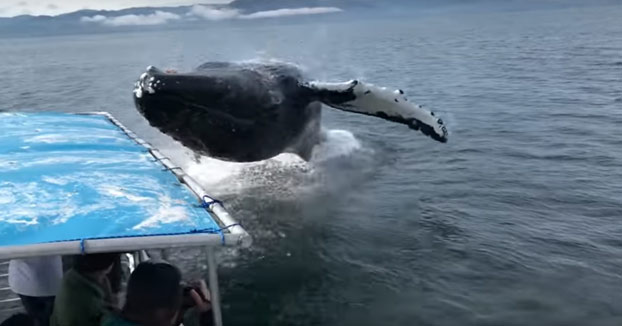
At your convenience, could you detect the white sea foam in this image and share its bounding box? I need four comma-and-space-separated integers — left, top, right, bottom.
183, 128, 363, 197
311, 129, 361, 162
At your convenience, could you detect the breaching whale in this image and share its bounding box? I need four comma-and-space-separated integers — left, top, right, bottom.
133, 62, 447, 162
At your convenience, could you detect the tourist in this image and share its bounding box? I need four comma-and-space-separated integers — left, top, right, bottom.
102, 261, 212, 326
50, 253, 119, 326
8, 256, 63, 326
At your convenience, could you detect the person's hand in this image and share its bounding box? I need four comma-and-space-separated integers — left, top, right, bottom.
100, 276, 119, 309
198, 279, 210, 303
189, 289, 211, 313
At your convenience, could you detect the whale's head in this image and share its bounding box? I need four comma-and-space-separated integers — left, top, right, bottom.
132, 64, 321, 162
133, 66, 210, 141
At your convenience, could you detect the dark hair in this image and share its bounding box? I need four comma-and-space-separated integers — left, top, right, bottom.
124, 261, 183, 314
0, 314, 34, 326
74, 253, 119, 273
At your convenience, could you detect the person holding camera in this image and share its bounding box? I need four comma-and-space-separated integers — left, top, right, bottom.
102, 261, 212, 326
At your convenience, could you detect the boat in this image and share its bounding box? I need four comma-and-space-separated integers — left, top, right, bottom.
0, 111, 252, 326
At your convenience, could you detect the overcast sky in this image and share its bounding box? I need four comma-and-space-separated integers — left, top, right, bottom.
0, 0, 232, 17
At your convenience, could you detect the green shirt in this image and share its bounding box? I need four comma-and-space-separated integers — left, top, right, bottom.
50, 269, 109, 326
101, 314, 137, 326
100, 308, 205, 326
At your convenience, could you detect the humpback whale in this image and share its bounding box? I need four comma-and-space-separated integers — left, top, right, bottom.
133, 62, 447, 162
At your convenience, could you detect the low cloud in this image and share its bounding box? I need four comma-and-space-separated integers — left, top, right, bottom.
189, 5, 342, 21
81, 10, 180, 26
189, 5, 239, 21
240, 7, 343, 19
80, 5, 342, 27
81, 15, 106, 23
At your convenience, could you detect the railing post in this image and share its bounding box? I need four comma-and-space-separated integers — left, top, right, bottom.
206, 247, 223, 326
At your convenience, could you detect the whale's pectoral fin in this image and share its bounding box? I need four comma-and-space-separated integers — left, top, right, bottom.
306, 80, 448, 143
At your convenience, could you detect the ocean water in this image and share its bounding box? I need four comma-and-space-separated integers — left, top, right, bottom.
1, 4, 622, 326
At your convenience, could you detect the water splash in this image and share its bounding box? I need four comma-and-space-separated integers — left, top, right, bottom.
182, 128, 366, 198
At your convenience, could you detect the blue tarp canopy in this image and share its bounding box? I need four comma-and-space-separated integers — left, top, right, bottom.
0, 112, 249, 259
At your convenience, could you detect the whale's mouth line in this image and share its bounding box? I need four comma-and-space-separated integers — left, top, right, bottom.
135, 88, 258, 132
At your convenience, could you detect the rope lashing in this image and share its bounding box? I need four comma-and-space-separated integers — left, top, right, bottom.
201, 195, 223, 209
80, 239, 86, 254
190, 223, 241, 245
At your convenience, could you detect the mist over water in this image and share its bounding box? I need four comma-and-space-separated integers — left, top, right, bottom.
1, 4, 622, 326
